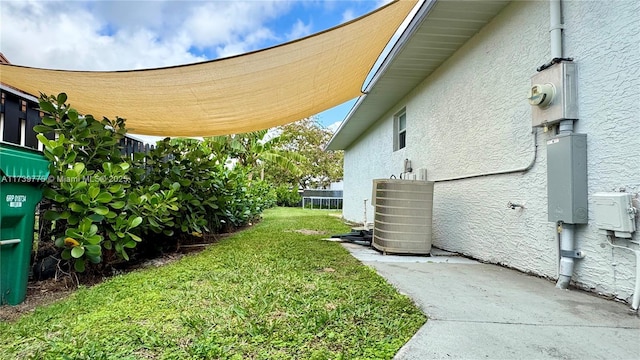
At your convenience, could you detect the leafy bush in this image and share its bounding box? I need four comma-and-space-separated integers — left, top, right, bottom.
131, 138, 212, 235
275, 184, 302, 207
247, 180, 277, 211
218, 173, 277, 229
36, 93, 144, 271
132, 138, 275, 234
34, 93, 281, 273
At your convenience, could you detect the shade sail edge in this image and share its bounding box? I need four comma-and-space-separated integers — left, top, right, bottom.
0, 0, 418, 136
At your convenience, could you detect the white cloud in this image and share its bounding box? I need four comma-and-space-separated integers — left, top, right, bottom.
1, 0, 397, 87
327, 121, 342, 134
215, 27, 279, 58
0, 0, 294, 70
286, 19, 313, 41
376, 0, 395, 7
341, 9, 356, 23
0, 1, 386, 72
0, 1, 203, 70
88, 1, 184, 34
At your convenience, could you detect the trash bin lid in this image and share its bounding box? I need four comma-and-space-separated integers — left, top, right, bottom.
0, 142, 50, 181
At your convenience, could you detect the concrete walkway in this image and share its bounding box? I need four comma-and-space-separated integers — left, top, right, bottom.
341, 242, 640, 360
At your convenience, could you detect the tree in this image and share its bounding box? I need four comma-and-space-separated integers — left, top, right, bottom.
264, 117, 343, 189
204, 129, 302, 180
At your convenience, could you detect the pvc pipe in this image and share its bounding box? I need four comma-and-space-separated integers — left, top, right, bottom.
364, 199, 369, 230
633, 254, 640, 310
433, 131, 538, 183
550, 0, 563, 58
606, 236, 640, 311
556, 224, 575, 289
550, 0, 577, 289
559, 120, 574, 134
555, 224, 562, 278
551, 0, 575, 136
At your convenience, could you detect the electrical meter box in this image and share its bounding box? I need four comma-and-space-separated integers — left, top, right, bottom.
593, 192, 637, 238
530, 61, 578, 128
547, 133, 588, 223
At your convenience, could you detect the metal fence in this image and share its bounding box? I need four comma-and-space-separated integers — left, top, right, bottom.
1, 87, 150, 156
301, 189, 343, 210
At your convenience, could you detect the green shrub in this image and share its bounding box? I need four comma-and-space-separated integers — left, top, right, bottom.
248, 180, 277, 210
275, 184, 301, 207
131, 138, 212, 235
33, 93, 283, 273
131, 138, 273, 234
36, 93, 144, 271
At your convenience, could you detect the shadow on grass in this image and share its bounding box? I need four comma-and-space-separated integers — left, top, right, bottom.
0, 207, 426, 359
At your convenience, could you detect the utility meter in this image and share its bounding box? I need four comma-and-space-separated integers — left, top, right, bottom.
529, 61, 578, 128
528, 83, 555, 108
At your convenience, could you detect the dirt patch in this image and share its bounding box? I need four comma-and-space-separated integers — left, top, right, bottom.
289, 229, 327, 235
325, 302, 337, 310
0, 278, 75, 322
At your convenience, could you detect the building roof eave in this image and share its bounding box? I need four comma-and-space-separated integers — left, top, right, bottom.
327, 0, 511, 151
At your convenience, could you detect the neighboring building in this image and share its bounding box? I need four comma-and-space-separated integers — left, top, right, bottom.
328, 0, 639, 304
329, 181, 343, 191
0, 83, 151, 155
0, 52, 10, 65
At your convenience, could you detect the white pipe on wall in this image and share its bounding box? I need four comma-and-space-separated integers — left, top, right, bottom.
550, 0, 575, 137
556, 224, 575, 289
606, 236, 640, 311
549, 0, 580, 290
551, 0, 575, 136
550, 0, 563, 58
551, 0, 572, 288
634, 255, 640, 310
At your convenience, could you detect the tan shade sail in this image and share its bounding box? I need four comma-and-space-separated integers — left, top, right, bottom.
0, 0, 417, 137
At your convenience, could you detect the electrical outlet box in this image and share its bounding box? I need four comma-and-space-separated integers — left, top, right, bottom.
530, 62, 578, 127
593, 192, 636, 238
547, 133, 588, 223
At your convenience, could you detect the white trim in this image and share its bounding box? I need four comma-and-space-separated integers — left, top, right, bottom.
0, 84, 38, 103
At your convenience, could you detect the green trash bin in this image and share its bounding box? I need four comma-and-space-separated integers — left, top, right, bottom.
0, 142, 50, 305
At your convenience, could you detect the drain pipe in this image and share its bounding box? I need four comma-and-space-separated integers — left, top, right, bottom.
556, 222, 577, 288
550, 0, 581, 289
556, 119, 577, 288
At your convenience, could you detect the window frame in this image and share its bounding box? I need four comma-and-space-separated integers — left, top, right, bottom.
394, 108, 407, 151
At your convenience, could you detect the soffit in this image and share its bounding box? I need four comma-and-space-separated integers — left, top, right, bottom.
327, 0, 510, 150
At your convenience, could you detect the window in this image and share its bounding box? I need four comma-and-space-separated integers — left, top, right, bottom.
394, 108, 406, 151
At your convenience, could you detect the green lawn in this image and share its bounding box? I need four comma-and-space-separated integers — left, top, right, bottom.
0, 207, 426, 359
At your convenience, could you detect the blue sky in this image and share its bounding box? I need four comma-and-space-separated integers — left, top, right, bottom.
0, 0, 392, 133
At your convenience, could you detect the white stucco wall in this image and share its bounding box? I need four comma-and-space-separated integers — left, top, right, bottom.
342, 0, 640, 302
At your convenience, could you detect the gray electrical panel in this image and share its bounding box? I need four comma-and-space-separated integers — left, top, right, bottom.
547, 133, 588, 223
530, 62, 579, 128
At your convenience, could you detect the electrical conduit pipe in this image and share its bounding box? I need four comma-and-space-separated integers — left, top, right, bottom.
606, 236, 640, 311
550, 0, 581, 289
634, 255, 640, 310
550, 0, 563, 59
